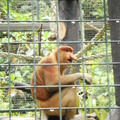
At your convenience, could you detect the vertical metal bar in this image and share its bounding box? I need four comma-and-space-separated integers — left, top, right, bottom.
56, 0, 62, 120
36, 0, 39, 20
36, 0, 41, 56
32, 0, 37, 119
79, 0, 87, 120
7, 0, 11, 120
104, 0, 111, 119
36, 0, 41, 118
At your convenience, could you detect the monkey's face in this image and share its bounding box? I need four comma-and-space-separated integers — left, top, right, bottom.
59, 46, 77, 66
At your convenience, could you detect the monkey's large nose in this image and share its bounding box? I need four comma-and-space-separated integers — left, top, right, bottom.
70, 53, 77, 61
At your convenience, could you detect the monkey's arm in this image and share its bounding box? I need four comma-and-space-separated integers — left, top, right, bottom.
44, 72, 92, 92
60, 73, 92, 85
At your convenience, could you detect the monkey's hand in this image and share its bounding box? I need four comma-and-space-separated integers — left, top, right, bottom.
75, 73, 92, 85
83, 73, 92, 85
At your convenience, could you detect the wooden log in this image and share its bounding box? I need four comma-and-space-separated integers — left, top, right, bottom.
0, 23, 49, 31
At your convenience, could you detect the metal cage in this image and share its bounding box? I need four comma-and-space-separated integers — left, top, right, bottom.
0, 0, 120, 120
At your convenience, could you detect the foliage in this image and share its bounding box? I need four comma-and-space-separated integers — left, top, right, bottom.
0, 0, 50, 20
0, 89, 9, 116
78, 41, 114, 119
82, 0, 108, 19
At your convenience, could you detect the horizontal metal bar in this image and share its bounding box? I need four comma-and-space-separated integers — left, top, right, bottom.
0, 20, 105, 22
0, 106, 120, 113
1, 40, 120, 44
1, 62, 120, 66
0, 84, 120, 89
0, 19, 120, 22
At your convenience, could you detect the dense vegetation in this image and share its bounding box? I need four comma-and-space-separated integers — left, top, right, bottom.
0, 0, 114, 119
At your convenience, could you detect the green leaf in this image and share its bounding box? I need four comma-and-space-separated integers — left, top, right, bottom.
23, 70, 29, 77
10, 74, 15, 81
27, 75, 32, 79
100, 109, 107, 120
15, 71, 22, 78
0, 57, 4, 63
0, 72, 6, 77
94, 109, 100, 119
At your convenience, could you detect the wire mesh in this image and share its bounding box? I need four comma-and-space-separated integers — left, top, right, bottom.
0, 0, 120, 120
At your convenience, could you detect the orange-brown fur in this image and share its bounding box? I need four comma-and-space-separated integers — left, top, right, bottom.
31, 46, 92, 120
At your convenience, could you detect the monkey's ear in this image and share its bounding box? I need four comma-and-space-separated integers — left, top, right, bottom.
60, 46, 73, 52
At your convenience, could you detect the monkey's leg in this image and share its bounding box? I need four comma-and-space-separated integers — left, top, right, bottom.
37, 87, 77, 120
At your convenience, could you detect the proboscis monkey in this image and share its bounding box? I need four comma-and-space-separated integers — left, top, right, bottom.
31, 46, 92, 120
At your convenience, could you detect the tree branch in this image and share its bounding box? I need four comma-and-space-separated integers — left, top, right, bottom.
75, 22, 109, 58
77, 52, 111, 62
85, 22, 110, 38
14, 82, 31, 94
0, 51, 42, 62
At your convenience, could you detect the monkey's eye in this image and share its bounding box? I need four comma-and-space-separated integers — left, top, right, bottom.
66, 50, 70, 52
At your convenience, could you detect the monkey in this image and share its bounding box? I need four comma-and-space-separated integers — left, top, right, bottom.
31, 46, 92, 120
